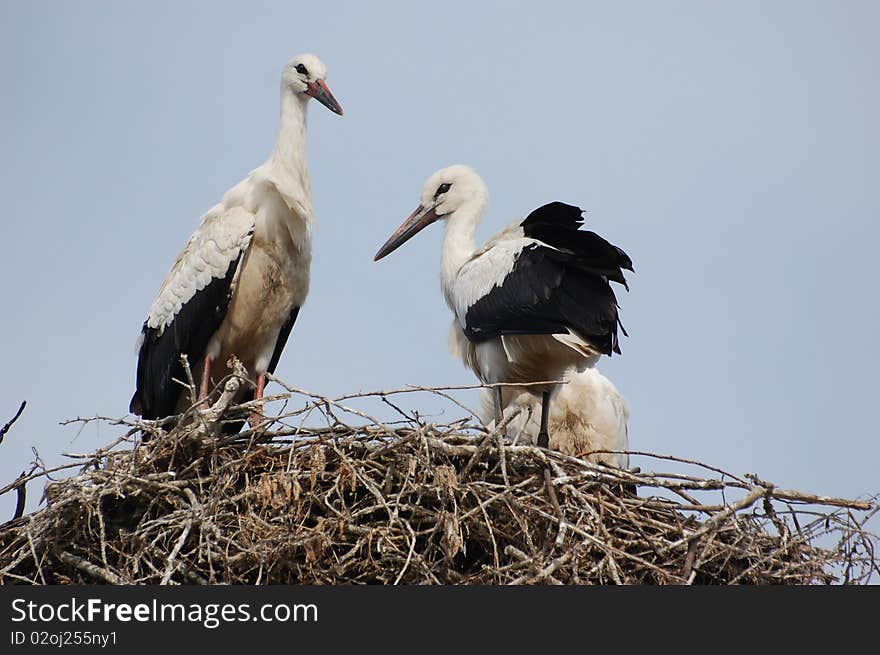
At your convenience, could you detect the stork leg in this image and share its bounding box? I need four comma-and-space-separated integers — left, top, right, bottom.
537, 390, 551, 449
493, 386, 507, 438
249, 373, 266, 428
198, 357, 212, 402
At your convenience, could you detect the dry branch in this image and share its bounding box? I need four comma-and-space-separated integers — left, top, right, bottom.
0, 401, 26, 445
0, 382, 876, 585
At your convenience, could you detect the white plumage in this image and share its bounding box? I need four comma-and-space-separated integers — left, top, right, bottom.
131, 54, 343, 425
477, 368, 630, 469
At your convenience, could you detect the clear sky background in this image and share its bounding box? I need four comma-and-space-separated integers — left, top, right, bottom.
1, 1, 877, 524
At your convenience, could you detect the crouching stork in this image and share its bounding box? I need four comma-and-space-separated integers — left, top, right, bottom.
479, 368, 630, 469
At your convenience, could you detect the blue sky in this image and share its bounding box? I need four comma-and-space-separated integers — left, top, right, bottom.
1, 1, 877, 522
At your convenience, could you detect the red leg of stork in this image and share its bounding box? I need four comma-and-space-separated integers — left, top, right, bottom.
249, 373, 266, 428
199, 357, 212, 403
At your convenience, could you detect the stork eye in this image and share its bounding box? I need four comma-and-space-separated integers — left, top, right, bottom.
435, 182, 452, 197
295, 63, 309, 76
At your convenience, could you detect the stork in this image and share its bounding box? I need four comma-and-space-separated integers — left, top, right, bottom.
129, 54, 343, 429
478, 368, 630, 469
374, 165, 632, 449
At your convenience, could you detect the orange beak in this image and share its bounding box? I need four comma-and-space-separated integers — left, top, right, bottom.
374, 205, 440, 261
306, 79, 343, 115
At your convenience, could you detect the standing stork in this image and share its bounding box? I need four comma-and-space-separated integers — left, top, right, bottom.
374, 165, 632, 449
130, 54, 343, 428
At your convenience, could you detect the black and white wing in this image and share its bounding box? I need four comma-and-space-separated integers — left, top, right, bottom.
453, 202, 632, 356
130, 205, 255, 419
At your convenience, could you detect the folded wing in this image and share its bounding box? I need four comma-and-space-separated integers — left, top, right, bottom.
130, 206, 255, 419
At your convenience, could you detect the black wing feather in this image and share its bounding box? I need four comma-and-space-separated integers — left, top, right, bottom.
463, 201, 633, 356
267, 306, 301, 375
521, 201, 633, 285
521, 201, 585, 230
129, 254, 242, 420
463, 245, 624, 354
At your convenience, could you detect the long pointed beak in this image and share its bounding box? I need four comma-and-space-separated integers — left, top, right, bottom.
374, 205, 440, 261
306, 79, 344, 115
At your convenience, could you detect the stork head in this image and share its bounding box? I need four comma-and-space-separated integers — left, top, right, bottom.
282, 54, 343, 115
374, 165, 489, 261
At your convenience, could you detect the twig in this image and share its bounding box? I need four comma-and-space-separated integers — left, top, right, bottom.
0, 401, 26, 445
161, 520, 193, 585
57, 550, 126, 585
663, 487, 767, 553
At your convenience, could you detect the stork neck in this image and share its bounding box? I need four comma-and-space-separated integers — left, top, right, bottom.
440, 208, 480, 310
267, 90, 312, 212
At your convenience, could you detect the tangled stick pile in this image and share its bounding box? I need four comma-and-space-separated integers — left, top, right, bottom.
0, 374, 877, 585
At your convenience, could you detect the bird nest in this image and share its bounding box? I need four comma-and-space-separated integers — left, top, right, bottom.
0, 375, 877, 585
